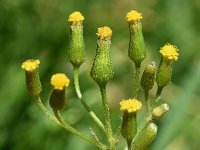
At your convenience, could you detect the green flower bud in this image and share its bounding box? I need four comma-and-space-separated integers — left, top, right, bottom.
120, 99, 142, 145
133, 122, 157, 150
49, 73, 70, 111
152, 103, 169, 119
90, 26, 114, 87
125, 10, 146, 65
68, 12, 86, 68
156, 44, 179, 88
21, 59, 42, 96
141, 62, 156, 92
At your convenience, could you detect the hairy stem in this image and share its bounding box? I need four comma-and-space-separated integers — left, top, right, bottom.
133, 63, 141, 98
145, 91, 150, 113
33, 95, 104, 149
100, 85, 116, 150
73, 67, 105, 132
156, 86, 163, 100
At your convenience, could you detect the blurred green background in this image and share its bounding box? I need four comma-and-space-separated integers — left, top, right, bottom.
1, 0, 200, 149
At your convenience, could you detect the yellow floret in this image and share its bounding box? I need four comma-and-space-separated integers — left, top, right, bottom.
21, 59, 40, 72
160, 43, 179, 61
120, 99, 142, 113
125, 10, 142, 22
51, 73, 70, 90
68, 11, 84, 23
96, 26, 112, 40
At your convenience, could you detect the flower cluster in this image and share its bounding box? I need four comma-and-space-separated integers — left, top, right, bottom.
21, 9, 179, 150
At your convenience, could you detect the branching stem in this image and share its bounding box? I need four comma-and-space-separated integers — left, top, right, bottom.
73, 67, 105, 132
33, 95, 105, 149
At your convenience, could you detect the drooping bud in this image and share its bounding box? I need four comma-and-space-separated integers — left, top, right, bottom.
21, 59, 42, 96
156, 44, 179, 91
141, 62, 156, 92
120, 99, 142, 145
68, 11, 86, 68
133, 122, 157, 150
49, 73, 70, 111
90, 26, 114, 87
125, 10, 146, 65
152, 103, 169, 119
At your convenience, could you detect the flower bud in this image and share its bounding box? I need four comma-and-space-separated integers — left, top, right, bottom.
133, 122, 157, 150
49, 73, 70, 111
68, 11, 85, 68
156, 44, 179, 88
141, 62, 156, 92
21, 59, 42, 96
120, 99, 142, 144
90, 26, 114, 87
125, 10, 146, 65
152, 103, 169, 119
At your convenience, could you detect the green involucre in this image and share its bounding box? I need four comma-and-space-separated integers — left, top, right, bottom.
156, 59, 172, 88
90, 39, 114, 86
128, 22, 146, 65
49, 89, 66, 111
25, 70, 42, 96
141, 62, 156, 92
121, 111, 137, 145
69, 24, 86, 68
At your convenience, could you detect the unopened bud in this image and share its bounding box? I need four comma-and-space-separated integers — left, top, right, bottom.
152, 103, 169, 119
141, 62, 156, 92
133, 122, 157, 150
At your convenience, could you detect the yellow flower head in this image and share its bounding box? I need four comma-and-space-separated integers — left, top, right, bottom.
120, 99, 142, 113
68, 11, 84, 24
51, 73, 70, 90
96, 26, 112, 40
125, 10, 142, 22
21, 59, 40, 72
160, 43, 179, 61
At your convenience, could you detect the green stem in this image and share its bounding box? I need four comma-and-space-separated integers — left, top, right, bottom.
133, 63, 141, 98
100, 85, 116, 150
145, 91, 150, 113
33, 95, 104, 149
156, 86, 163, 98
127, 141, 132, 150
73, 67, 105, 132
73, 67, 82, 99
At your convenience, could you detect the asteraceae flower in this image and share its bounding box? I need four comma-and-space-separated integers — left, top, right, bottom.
68, 11, 84, 24
51, 73, 70, 90
125, 10, 142, 22
21, 59, 41, 96
160, 43, 179, 61
120, 99, 142, 113
21, 59, 40, 72
96, 26, 112, 40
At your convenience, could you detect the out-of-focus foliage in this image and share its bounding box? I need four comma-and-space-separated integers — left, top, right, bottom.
0, 0, 200, 149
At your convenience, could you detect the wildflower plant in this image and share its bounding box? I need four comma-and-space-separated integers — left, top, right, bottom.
21, 10, 179, 150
